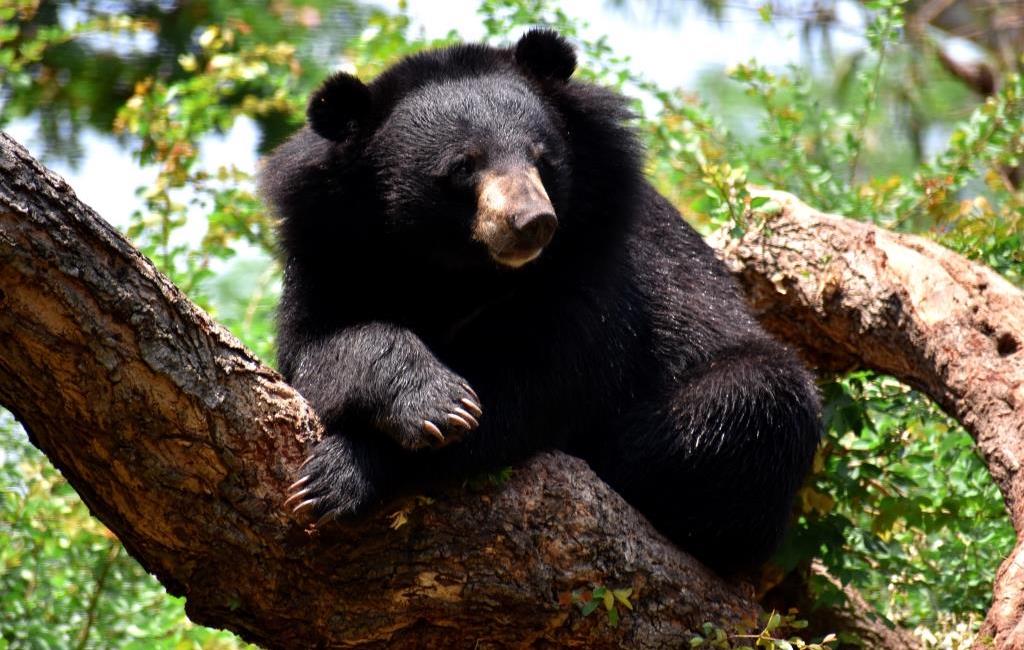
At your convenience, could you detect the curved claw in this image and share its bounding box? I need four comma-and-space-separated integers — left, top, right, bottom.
292, 498, 319, 514
446, 412, 473, 430
299, 454, 315, 470
284, 488, 312, 508
461, 383, 479, 401
451, 407, 479, 429
460, 397, 483, 417
422, 420, 445, 443
288, 475, 311, 492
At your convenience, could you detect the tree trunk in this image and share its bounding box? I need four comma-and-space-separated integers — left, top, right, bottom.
712, 189, 1024, 649
1, 132, 1020, 647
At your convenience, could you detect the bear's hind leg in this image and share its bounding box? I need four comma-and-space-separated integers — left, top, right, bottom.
594, 339, 821, 573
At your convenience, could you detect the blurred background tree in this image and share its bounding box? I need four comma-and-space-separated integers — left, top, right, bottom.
1, 0, 1021, 647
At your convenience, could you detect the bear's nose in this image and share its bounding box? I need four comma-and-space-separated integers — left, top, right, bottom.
512, 209, 557, 249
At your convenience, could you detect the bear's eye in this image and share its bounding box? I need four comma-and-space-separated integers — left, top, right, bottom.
532, 144, 556, 175
443, 154, 477, 183
530, 142, 556, 172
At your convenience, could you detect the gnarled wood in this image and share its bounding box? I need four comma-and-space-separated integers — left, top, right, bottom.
0, 131, 762, 647
710, 189, 1024, 650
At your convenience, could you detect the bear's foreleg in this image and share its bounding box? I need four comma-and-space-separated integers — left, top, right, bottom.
282, 322, 483, 521
285, 322, 482, 450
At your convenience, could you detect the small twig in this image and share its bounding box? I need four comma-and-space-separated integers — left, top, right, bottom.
75, 541, 121, 650
848, 35, 889, 184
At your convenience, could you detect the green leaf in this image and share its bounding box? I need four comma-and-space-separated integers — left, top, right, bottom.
612, 588, 633, 610
602, 588, 614, 611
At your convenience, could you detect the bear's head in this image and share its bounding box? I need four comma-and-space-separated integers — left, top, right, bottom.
264, 30, 640, 275
307, 30, 579, 269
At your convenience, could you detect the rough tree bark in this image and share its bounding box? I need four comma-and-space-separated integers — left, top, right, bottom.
0, 131, 1020, 647
712, 189, 1024, 650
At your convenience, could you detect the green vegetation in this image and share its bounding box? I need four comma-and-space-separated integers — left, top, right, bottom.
572, 584, 634, 628
689, 613, 838, 649
2, 0, 1022, 647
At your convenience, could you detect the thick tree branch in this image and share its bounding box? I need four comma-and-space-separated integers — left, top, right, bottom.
0, 132, 762, 646
710, 189, 1024, 649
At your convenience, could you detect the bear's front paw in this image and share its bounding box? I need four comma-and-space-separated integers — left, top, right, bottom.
284, 436, 379, 525
386, 373, 482, 451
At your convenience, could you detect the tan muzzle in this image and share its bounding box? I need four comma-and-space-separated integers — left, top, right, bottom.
473, 167, 557, 268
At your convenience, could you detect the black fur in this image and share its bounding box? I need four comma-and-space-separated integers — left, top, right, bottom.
515, 28, 577, 81
307, 72, 372, 142
260, 30, 821, 573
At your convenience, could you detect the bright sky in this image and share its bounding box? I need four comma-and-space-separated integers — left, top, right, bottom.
5, 0, 867, 229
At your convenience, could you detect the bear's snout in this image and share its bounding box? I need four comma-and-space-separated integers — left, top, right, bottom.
475, 167, 557, 268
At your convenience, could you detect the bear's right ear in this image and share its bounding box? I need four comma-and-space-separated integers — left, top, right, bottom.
307, 71, 372, 142
514, 29, 576, 82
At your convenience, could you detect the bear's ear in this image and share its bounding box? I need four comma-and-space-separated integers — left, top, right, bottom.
307, 71, 372, 142
514, 29, 576, 82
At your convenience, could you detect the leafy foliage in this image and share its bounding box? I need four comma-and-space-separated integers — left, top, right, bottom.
572, 584, 634, 628
781, 373, 1014, 626
0, 0, 367, 161
1, 0, 1022, 645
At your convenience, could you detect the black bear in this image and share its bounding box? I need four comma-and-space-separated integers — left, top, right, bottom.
260, 30, 821, 573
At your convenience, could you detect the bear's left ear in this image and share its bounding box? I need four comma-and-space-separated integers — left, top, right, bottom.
307, 71, 372, 142
514, 29, 576, 82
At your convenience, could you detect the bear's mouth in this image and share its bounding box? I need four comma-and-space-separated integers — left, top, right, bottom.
491, 246, 545, 268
